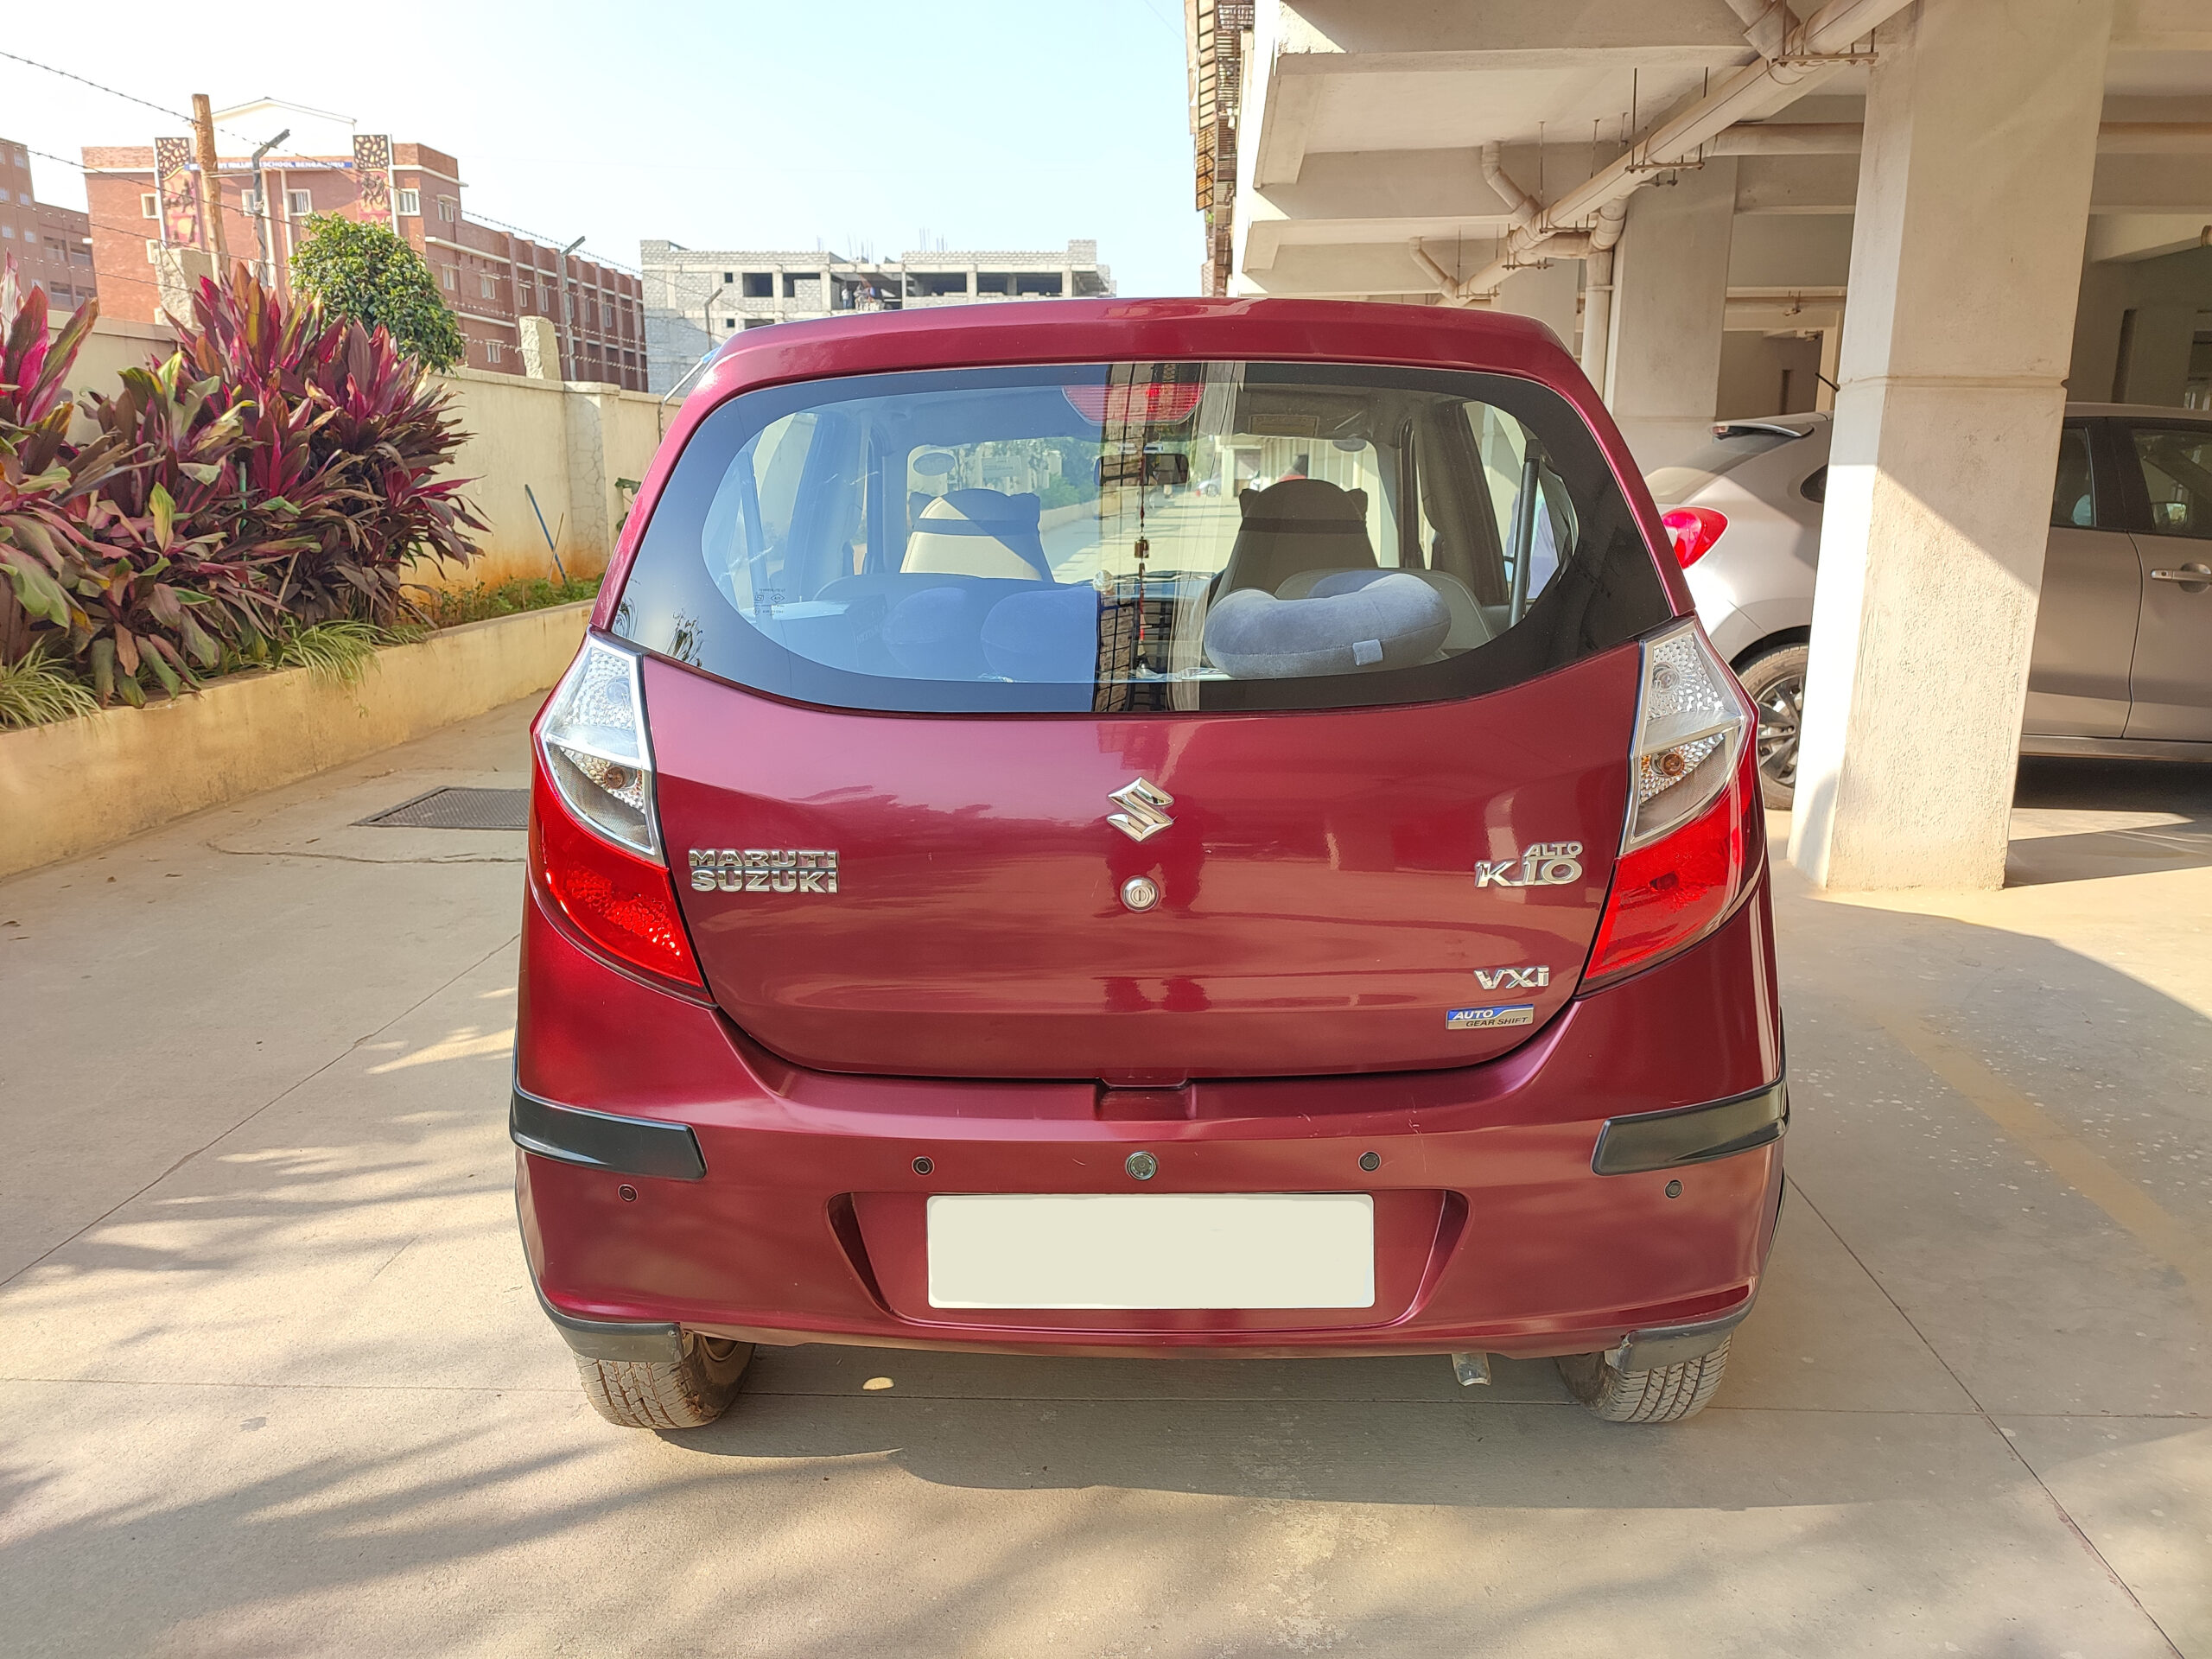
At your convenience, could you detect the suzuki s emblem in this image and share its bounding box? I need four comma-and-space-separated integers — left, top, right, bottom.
1107, 778, 1175, 842
1474, 842, 1585, 888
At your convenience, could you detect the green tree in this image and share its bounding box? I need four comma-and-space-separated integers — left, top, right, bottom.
289, 216, 466, 372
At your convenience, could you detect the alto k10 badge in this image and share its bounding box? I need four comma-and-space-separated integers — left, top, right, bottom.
1474, 842, 1585, 888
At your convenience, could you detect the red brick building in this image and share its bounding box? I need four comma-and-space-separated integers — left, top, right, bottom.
81, 105, 642, 388
0, 137, 98, 313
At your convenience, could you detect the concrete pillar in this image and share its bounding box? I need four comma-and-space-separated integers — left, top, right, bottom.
1604, 158, 1738, 470
2112, 301, 2197, 405
1789, 0, 2113, 892
153, 248, 214, 329
1493, 257, 1580, 357
517, 315, 560, 381
562, 389, 617, 569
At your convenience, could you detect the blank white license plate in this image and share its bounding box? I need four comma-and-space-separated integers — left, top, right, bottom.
926, 1192, 1375, 1310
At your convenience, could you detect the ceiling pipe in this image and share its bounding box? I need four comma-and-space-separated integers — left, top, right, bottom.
1481, 142, 1540, 232
1578, 199, 1630, 391
1418, 0, 1918, 307
1719, 0, 1794, 60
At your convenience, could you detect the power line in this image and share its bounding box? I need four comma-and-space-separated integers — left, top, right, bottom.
0, 47, 276, 150
0, 48, 194, 129
12, 79, 632, 285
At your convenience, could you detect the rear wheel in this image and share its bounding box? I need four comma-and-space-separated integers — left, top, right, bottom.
1556, 1335, 1732, 1424
1736, 644, 1808, 810
575, 1334, 753, 1429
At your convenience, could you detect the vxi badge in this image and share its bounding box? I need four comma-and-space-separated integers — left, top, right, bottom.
690, 849, 840, 894
1471, 965, 1551, 991
1473, 842, 1585, 888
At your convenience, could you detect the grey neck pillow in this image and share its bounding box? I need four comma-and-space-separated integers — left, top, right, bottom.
1203, 571, 1451, 679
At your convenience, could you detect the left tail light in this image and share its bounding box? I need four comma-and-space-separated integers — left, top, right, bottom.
1586, 620, 1762, 986
1661, 506, 1728, 567
530, 636, 704, 989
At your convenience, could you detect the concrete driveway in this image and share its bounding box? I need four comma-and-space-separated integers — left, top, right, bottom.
1, 699, 2206, 1657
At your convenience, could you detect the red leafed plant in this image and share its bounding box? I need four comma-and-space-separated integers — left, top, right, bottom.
76, 353, 292, 701
167, 267, 485, 624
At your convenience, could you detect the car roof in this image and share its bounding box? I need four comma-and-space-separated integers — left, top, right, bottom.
2062, 402, 2212, 421
1705, 403, 2212, 439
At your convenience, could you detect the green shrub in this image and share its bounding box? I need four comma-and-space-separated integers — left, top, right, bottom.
0, 642, 98, 728
289, 216, 465, 372
415, 573, 601, 628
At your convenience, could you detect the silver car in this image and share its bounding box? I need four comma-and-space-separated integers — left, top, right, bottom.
1649, 406, 2212, 806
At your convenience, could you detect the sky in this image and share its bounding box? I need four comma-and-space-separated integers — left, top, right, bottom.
0, 0, 1201, 295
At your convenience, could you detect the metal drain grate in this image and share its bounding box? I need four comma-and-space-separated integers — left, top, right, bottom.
358, 786, 530, 831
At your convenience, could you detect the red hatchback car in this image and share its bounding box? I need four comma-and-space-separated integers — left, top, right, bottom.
513, 297, 1784, 1430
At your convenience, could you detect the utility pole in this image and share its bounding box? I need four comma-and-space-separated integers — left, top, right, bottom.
249, 128, 289, 288
190, 93, 229, 263
557, 234, 585, 381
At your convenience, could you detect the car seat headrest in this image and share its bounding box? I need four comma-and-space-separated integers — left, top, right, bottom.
1220, 478, 1377, 596
904, 489, 1053, 582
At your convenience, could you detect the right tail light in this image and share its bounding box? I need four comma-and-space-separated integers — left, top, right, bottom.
1586, 620, 1763, 986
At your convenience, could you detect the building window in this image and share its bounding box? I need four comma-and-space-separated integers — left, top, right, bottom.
442, 265, 456, 291
782, 272, 813, 298
145, 238, 160, 263
742, 272, 772, 298
723, 316, 736, 329
396, 188, 420, 217
286, 189, 312, 216
721, 270, 734, 284
486, 339, 503, 365
1016, 272, 1064, 296
480, 272, 497, 300
141, 192, 159, 219
437, 196, 458, 224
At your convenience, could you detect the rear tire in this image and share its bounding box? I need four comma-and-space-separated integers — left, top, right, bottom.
575, 1334, 753, 1429
1735, 644, 1808, 811
1556, 1335, 1732, 1424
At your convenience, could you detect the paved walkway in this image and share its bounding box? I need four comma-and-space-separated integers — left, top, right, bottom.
1, 700, 2205, 1656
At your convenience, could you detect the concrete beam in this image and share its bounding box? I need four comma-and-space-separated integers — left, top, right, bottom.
1256, 1, 1758, 57
1789, 0, 2114, 892
2088, 214, 2212, 261
1605, 159, 1739, 468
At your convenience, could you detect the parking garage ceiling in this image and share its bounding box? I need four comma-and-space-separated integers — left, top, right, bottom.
1209, 0, 2212, 300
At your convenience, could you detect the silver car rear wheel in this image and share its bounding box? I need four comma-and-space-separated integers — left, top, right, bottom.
1735, 644, 1808, 810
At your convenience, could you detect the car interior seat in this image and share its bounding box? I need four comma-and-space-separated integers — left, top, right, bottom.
902, 490, 1055, 581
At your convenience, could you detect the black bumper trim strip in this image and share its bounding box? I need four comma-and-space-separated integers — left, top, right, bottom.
510, 1087, 707, 1181
1608, 1289, 1758, 1372
532, 1281, 687, 1365
1591, 1079, 1788, 1176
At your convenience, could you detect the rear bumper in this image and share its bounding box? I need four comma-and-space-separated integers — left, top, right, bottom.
515, 875, 1787, 1363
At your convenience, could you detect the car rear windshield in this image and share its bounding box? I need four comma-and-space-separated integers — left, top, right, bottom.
1646, 426, 1808, 505
610, 360, 1671, 714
